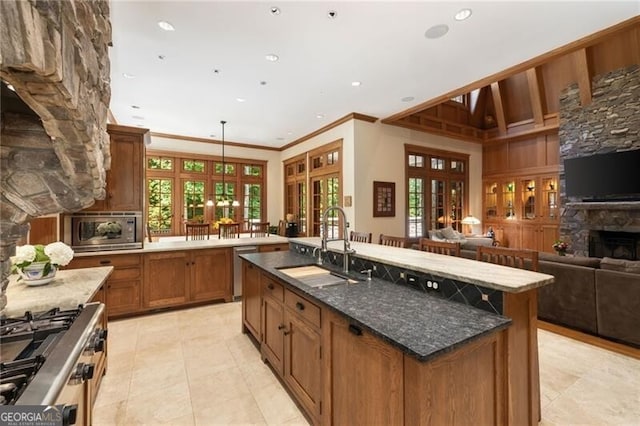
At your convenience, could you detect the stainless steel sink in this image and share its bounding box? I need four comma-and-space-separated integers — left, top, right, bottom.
278, 265, 358, 288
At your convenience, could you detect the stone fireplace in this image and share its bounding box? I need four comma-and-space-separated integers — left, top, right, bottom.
0, 1, 112, 311
558, 65, 640, 257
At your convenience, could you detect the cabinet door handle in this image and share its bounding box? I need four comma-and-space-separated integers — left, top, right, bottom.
283, 330, 291, 336
348, 324, 363, 336
192, 261, 195, 265
267, 283, 274, 290
186, 262, 190, 266
274, 247, 281, 251
278, 324, 285, 330
100, 260, 111, 265
295, 302, 305, 311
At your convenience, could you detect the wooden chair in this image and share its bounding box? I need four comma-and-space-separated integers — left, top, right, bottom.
185, 223, 210, 240
418, 238, 461, 257
218, 222, 240, 239
250, 222, 270, 238
379, 234, 409, 248
475, 245, 539, 271
350, 231, 372, 243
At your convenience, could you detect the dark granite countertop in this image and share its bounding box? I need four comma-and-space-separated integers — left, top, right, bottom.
240, 251, 511, 362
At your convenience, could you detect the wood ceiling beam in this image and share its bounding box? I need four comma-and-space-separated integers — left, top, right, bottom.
526, 68, 545, 127
573, 48, 593, 106
393, 118, 484, 144
381, 15, 640, 124
490, 82, 507, 134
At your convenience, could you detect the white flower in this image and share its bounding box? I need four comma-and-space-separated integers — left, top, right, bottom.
12, 245, 36, 265
44, 242, 74, 266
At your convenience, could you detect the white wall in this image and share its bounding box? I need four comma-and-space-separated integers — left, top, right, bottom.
149, 135, 283, 225
353, 121, 483, 242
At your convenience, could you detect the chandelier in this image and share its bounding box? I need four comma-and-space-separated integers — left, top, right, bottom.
214, 120, 239, 208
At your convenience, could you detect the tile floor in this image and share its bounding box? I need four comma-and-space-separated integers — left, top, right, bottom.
93, 302, 640, 425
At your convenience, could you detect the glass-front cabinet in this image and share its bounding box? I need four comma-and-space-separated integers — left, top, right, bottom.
483, 173, 559, 252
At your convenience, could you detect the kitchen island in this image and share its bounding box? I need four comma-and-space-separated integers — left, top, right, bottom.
241, 240, 553, 425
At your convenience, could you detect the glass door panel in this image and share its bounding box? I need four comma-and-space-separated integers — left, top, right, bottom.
541, 177, 558, 220
450, 180, 464, 232
183, 180, 205, 224
243, 183, 262, 226
148, 178, 173, 234
214, 181, 237, 220
408, 177, 424, 238
502, 181, 515, 219
297, 181, 306, 235
485, 181, 498, 220
522, 179, 536, 220
430, 179, 445, 230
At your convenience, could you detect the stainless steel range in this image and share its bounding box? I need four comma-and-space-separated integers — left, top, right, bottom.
0, 303, 107, 425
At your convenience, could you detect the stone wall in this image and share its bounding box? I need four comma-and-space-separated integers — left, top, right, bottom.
0, 0, 111, 312
558, 65, 640, 256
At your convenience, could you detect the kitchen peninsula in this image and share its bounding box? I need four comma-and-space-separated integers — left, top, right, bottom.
66, 236, 290, 318
241, 239, 554, 425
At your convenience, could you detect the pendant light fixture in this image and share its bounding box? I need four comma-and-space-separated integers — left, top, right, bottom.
216, 120, 239, 209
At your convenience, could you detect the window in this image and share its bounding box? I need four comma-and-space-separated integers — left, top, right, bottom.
183, 160, 205, 173
148, 156, 173, 170
183, 180, 205, 222
285, 140, 342, 238
146, 152, 267, 235
147, 178, 173, 232
406, 145, 469, 237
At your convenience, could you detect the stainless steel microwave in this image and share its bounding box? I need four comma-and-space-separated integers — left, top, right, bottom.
64, 212, 143, 252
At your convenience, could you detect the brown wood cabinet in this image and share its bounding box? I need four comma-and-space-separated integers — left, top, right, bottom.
85, 124, 147, 212
258, 243, 290, 253
143, 248, 232, 309
143, 251, 189, 309
483, 173, 559, 252
242, 260, 261, 340
322, 309, 404, 426
261, 275, 285, 375
67, 254, 142, 317
283, 289, 322, 421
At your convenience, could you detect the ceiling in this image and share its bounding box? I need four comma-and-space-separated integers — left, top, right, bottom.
108, 1, 639, 149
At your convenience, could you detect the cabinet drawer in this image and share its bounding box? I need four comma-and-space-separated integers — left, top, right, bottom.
262, 276, 284, 302
110, 266, 141, 281
69, 254, 142, 269
259, 243, 290, 253
285, 289, 320, 328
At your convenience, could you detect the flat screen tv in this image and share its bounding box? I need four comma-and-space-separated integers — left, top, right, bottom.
564, 149, 640, 200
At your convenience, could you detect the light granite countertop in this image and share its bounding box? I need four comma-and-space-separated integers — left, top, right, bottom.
2, 266, 113, 318
74, 235, 290, 257
291, 237, 554, 293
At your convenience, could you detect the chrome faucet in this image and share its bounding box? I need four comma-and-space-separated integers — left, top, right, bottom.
321, 206, 355, 274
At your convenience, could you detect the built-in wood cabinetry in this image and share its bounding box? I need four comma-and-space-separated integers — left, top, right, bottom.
242, 261, 261, 339
322, 309, 404, 425
68, 253, 142, 317
258, 243, 290, 253
483, 173, 559, 252
86, 124, 147, 212
261, 275, 285, 375
143, 248, 232, 309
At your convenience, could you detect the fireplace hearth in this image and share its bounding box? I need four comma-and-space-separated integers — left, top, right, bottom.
589, 230, 640, 260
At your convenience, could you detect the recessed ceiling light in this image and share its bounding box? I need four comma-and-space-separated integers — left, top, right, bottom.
270, 6, 281, 15
265, 53, 279, 62
123, 73, 136, 79
131, 105, 141, 109
316, 114, 325, 119
136, 124, 145, 127
132, 115, 145, 120
260, 81, 267, 86
236, 98, 246, 103
209, 134, 216, 138
351, 81, 362, 87
454, 9, 472, 21
158, 54, 166, 60
213, 69, 220, 74
401, 96, 415, 102
7, 84, 15, 91
327, 10, 337, 19
157, 21, 175, 31
424, 24, 449, 39
276, 137, 285, 141
287, 131, 293, 135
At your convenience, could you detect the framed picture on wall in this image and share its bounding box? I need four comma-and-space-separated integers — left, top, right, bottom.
373, 181, 395, 217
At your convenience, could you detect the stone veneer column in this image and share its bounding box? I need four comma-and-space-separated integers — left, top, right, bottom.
558, 65, 640, 256
0, 0, 111, 312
